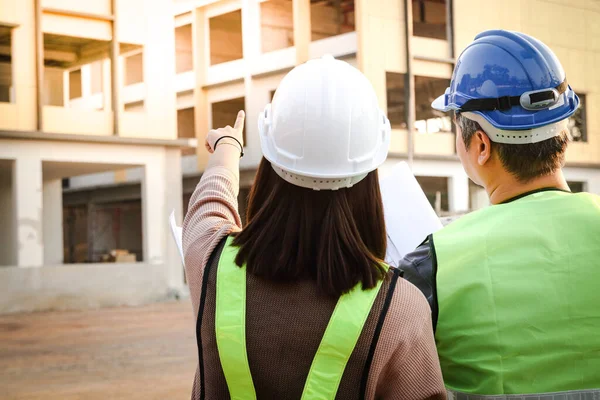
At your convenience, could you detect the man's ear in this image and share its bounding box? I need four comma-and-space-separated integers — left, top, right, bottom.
475, 130, 492, 166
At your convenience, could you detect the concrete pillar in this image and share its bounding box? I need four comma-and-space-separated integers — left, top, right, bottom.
242, 0, 264, 167
0, 161, 16, 266
293, 0, 311, 64
42, 179, 63, 265
11, 0, 38, 131
141, 155, 166, 265
165, 148, 184, 289
14, 156, 43, 267
355, 0, 400, 111
144, 0, 177, 140
448, 173, 469, 213
193, 8, 211, 171
102, 59, 112, 111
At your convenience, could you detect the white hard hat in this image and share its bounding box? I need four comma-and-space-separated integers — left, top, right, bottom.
258, 55, 391, 190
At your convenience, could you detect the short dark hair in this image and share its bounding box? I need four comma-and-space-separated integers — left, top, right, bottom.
232, 158, 387, 298
455, 113, 569, 183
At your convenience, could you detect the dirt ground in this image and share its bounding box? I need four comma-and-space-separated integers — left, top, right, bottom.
0, 301, 198, 400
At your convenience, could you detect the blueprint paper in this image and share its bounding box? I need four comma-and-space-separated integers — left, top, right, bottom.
380, 162, 443, 266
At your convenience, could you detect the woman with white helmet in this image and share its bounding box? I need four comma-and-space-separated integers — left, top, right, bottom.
182, 55, 445, 399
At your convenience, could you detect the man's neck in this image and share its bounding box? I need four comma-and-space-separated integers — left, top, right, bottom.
486, 170, 570, 205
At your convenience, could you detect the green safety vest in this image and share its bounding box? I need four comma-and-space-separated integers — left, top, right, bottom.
214, 236, 388, 400
433, 190, 600, 399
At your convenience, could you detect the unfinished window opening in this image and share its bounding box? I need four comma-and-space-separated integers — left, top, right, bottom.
569, 93, 587, 142
311, 0, 355, 41
0, 160, 15, 266
43, 33, 112, 109
209, 10, 243, 65
567, 181, 586, 193
416, 176, 449, 214
211, 97, 246, 145
178, 107, 196, 156
412, 0, 447, 40
260, 0, 294, 53
0, 26, 13, 103
175, 24, 193, 73
63, 185, 143, 264
415, 75, 451, 134
124, 100, 145, 113
124, 52, 144, 86
69, 69, 82, 99
386, 72, 407, 129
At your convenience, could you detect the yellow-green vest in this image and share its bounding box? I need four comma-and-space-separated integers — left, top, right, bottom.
215, 236, 387, 400
433, 190, 600, 398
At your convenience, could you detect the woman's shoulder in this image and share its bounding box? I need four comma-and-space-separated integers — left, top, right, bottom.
382, 268, 433, 335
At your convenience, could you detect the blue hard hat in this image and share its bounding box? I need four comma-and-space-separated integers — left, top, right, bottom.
432, 30, 579, 131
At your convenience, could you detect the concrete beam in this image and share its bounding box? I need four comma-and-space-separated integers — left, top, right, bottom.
0, 129, 197, 148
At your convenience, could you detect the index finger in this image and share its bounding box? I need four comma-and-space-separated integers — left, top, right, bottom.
233, 110, 245, 130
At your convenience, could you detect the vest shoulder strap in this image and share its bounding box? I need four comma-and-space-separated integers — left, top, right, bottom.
301, 264, 388, 399
215, 236, 388, 400
215, 236, 256, 400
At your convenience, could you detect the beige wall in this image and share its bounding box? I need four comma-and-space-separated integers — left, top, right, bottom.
117, 0, 146, 45
44, 107, 113, 135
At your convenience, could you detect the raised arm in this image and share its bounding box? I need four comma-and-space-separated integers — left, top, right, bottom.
182, 111, 245, 316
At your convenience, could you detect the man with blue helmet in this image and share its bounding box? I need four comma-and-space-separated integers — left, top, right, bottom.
401, 30, 600, 397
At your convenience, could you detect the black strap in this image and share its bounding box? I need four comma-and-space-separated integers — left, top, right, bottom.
428, 234, 439, 333
459, 79, 568, 112
359, 268, 401, 399
213, 135, 244, 157
196, 236, 228, 400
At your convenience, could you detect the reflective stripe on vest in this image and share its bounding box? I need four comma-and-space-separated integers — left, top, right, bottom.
433, 191, 600, 395
215, 236, 388, 400
447, 388, 600, 400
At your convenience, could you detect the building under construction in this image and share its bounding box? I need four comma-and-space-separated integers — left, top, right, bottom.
1, 0, 599, 312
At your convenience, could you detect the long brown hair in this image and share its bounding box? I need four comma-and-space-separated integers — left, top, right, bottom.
233, 158, 387, 297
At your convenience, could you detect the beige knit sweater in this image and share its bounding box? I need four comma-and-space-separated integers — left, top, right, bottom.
182, 145, 446, 399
